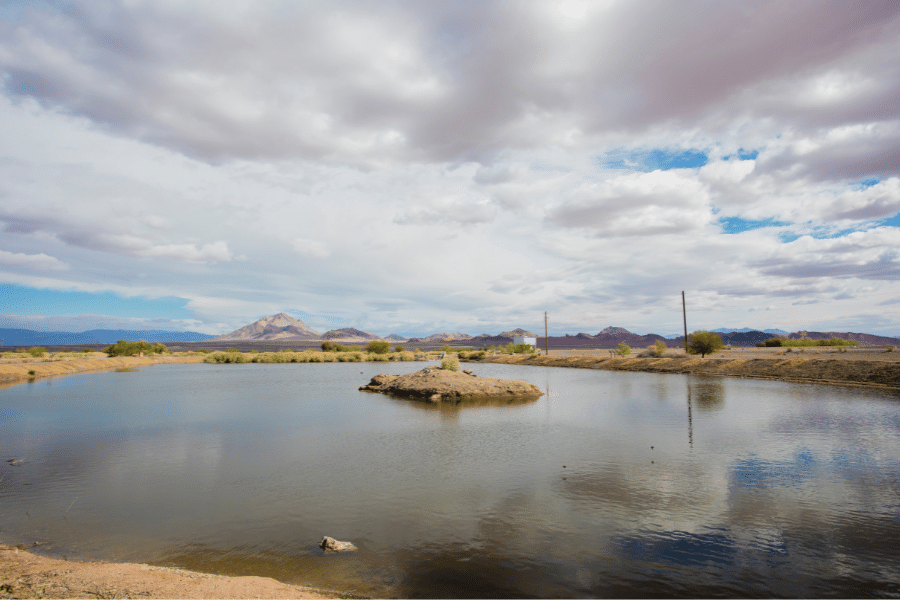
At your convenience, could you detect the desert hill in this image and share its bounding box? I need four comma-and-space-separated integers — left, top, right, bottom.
406, 332, 473, 344
211, 313, 321, 341
321, 328, 379, 341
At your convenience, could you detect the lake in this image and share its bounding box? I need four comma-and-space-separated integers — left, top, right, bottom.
1, 361, 899, 597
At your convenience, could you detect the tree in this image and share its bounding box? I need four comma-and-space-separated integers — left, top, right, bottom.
686, 330, 724, 358
614, 342, 631, 356
321, 341, 334, 352
366, 340, 391, 354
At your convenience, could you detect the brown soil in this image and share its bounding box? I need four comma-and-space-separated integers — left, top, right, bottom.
0, 544, 345, 599
0, 354, 205, 387
483, 346, 900, 389
359, 367, 543, 402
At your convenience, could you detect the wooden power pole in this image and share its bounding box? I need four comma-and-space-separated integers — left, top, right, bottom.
544, 311, 549, 356
682, 291, 688, 350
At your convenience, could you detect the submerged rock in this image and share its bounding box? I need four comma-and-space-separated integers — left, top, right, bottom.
359, 367, 542, 404
319, 536, 357, 553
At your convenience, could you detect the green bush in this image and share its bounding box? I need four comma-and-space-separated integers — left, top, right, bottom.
646, 340, 667, 357
104, 340, 167, 357
205, 351, 248, 363
366, 340, 391, 354
614, 342, 631, 356
225, 347, 241, 353
368, 353, 389, 361
757, 337, 858, 348
440, 357, 460, 371
27, 369, 36, 376
321, 341, 334, 352
27, 346, 48, 358
82, 348, 94, 353
686, 331, 724, 358
394, 345, 405, 353
196, 348, 211, 354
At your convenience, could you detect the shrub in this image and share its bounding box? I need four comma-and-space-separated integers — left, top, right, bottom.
250, 349, 260, 354
321, 341, 334, 352
27, 369, 36, 376
686, 331, 724, 358
225, 348, 241, 353
366, 340, 391, 354
394, 345, 405, 353
757, 337, 858, 348
82, 348, 94, 353
442, 344, 451, 352
646, 340, 667, 357
196, 348, 211, 354
440, 357, 460, 371
368, 353, 389, 361
614, 342, 631, 356
104, 340, 167, 357
205, 351, 248, 364
27, 346, 47, 358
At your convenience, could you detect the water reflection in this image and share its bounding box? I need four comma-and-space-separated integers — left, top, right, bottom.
2, 363, 899, 597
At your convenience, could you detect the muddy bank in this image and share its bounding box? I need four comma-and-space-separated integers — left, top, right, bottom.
0, 354, 205, 387
0, 543, 346, 599
479, 353, 900, 389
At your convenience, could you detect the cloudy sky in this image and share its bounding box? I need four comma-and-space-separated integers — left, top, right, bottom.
1, 0, 898, 338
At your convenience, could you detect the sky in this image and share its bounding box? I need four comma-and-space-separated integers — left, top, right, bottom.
0, 0, 899, 338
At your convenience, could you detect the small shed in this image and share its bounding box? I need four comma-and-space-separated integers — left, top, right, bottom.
514, 335, 537, 347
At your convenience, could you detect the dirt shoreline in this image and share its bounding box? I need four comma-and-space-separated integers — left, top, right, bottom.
0, 543, 350, 599
0, 353, 206, 387
478, 347, 900, 389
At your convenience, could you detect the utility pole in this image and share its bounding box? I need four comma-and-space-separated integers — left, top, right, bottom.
544, 311, 549, 356
682, 291, 688, 351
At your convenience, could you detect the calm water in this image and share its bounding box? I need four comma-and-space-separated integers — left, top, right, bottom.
1, 362, 899, 598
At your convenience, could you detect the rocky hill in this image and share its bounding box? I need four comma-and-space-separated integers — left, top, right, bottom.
211, 313, 321, 341
406, 332, 473, 344
321, 328, 379, 341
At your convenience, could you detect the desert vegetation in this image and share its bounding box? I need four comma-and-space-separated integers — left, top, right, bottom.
757, 337, 859, 348
615, 342, 631, 356
104, 340, 168, 357
685, 331, 724, 358
204, 349, 419, 364
27, 346, 48, 357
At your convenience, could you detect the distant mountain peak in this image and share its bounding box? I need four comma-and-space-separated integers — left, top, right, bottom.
599, 326, 632, 335
499, 328, 538, 338
212, 313, 321, 341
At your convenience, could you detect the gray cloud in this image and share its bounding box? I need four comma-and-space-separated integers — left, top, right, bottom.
2, 1, 898, 165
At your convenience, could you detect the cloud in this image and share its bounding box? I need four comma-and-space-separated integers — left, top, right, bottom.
546, 170, 710, 236
2, 1, 898, 166
292, 237, 330, 258
0, 249, 68, 270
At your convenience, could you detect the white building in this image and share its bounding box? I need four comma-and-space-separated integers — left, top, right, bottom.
514, 335, 537, 347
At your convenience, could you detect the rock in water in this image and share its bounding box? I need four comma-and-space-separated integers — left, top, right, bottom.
359, 367, 542, 404
319, 536, 357, 553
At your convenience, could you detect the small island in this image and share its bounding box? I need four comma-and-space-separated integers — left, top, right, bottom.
360, 367, 543, 403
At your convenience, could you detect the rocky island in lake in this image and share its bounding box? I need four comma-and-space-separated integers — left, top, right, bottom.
360, 367, 543, 403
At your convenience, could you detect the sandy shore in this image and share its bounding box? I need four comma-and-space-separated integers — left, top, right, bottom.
482, 346, 900, 389
0, 353, 206, 387
0, 543, 347, 599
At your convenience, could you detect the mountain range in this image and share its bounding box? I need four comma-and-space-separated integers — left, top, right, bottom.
0, 327, 214, 346
2, 314, 897, 348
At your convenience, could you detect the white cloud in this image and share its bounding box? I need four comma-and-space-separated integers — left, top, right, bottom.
0, 249, 68, 270
292, 238, 330, 258
0, 1, 899, 337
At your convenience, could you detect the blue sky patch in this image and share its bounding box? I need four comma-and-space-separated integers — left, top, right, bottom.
602, 148, 708, 171
719, 217, 789, 234
0, 284, 191, 320
856, 178, 880, 188
876, 212, 900, 228
723, 148, 760, 161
